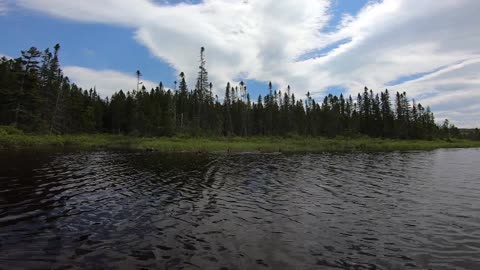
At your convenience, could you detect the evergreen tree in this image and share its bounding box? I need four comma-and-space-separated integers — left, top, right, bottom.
0, 45, 469, 140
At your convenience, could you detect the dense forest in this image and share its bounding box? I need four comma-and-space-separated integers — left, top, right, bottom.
1, 45, 479, 140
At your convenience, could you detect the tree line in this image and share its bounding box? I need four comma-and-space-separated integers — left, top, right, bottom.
1, 44, 478, 140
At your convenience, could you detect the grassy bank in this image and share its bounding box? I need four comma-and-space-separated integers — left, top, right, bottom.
1, 126, 480, 152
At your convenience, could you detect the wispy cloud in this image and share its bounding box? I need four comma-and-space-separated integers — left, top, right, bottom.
0, 53, 12, 59
82, 48, 95, 57
0, 0, 9, 15
63, 66, 158, 98
391, 58, 480, 127
16, 0, 480, 127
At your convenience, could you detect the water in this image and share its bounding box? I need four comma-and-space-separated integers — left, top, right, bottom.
1, 149, 479, 270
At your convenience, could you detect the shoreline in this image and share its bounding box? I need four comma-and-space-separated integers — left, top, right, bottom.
1, 133, 480, 153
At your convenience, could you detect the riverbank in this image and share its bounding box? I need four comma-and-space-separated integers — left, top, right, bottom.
1, 128, 480, 152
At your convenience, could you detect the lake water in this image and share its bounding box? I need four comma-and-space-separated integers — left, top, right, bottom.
1, 149, 479, 270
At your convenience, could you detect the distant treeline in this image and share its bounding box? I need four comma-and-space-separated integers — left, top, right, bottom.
0, 45, 479, 140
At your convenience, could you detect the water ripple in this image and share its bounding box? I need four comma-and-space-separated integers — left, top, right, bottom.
0, 149, 480, 269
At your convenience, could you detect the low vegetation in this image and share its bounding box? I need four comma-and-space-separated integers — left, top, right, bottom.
2, 126, 480, 152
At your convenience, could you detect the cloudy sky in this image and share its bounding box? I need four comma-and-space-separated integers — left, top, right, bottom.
0, 0, 479, 127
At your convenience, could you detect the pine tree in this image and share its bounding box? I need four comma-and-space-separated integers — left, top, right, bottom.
0, 45, 465, 140
196, 47, 209, 99
15, 47, 42, 129
223, 82, 233, 135
136, 70, 142, 92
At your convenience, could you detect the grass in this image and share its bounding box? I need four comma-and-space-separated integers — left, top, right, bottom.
1, 126, 480, 152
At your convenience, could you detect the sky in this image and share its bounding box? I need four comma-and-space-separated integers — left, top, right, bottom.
0, 0, 479, 128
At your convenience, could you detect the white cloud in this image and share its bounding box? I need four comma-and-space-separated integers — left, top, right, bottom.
63, 66, 158, 98
16, 0, 332, 91
0, 0, 8, 15
17, 0, 480, 127
394, 59, 480, 128
0, 53, 12, 59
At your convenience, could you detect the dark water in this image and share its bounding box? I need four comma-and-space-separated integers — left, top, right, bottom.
1, 149, 480, 270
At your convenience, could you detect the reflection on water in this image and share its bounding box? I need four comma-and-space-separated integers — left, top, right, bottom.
1, 149, 480, 269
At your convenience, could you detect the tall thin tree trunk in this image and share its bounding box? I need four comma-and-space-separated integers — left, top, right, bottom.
50, 81, 63, 133
14, 60, 30, 127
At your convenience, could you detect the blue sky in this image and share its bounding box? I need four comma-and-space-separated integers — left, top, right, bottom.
0, 0, 367, 97
0, 0, 479, 127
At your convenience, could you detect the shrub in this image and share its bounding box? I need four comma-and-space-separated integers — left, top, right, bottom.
0, 125, 24, 136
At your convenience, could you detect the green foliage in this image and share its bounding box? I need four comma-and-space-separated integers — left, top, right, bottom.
0, 125, 24, 136
0, 45, 476, 140
2, 133, 480, 152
